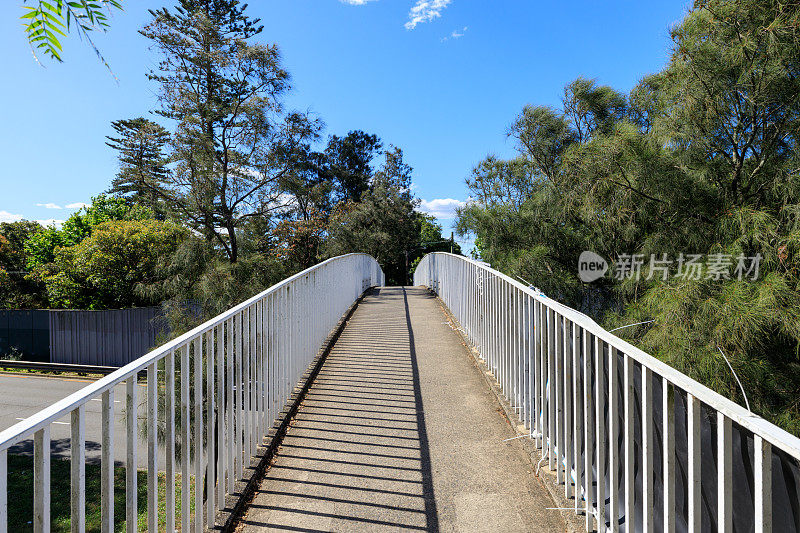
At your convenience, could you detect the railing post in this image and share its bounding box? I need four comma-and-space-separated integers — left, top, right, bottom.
595, 337, 606, 532
207, 328, 217, 528
663, 379, 675, 533
755, 435, 772, 533
584, 331, 593, 531
181, 344, 190, 533
70, 406, 85, 533
624, 355, 634, 530
126, 376, 138, 533
101, 389, 114, 533
642, 367, 653, 533
687, 393, 701, 533
166, 349, 176, 533
147, 362, 158, 533
718, 413, 732, 533
33, 426, 50, 533
194, 336, 204, 533
0, 449, 6, 532
564, 318, 572, 500
608, 346, 618, 532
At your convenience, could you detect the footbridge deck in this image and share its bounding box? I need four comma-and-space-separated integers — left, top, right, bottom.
239, 287, 565, 532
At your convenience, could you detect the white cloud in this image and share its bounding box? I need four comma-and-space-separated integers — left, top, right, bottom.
0, 211, 23, 223
65, 202, 90, 209
36, 203, 63, 210
441, 25, 467, 42
405, 0, 452, 30
418, 198, 465, 219
339, 0, 378, 4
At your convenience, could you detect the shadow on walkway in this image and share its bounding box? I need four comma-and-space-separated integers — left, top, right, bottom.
240, 287, 439, 532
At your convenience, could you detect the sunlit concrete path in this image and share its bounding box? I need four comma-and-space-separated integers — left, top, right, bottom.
239, 287, 565, 532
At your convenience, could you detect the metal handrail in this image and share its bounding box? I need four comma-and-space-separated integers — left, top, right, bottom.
415, 251, 796, 533
0, 253, 384, 532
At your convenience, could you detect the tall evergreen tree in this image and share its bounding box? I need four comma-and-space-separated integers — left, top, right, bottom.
140, 0, 320, 262
106, 117, 170, 211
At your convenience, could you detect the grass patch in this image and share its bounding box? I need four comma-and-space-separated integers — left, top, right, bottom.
7, 454, 196, 532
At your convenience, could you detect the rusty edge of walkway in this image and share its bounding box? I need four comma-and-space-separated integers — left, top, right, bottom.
214, 288, 374, 532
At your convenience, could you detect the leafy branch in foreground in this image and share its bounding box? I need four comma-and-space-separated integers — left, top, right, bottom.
20, 0, 123, 71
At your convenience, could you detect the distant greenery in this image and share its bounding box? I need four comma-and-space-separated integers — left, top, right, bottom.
32, 219, 187, 309
7, 453, 194, 532
457, 0, 800, 433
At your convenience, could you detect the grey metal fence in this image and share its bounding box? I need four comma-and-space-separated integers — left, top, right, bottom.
0, 308, 164, 366
49, 307, 165, 367
0, 310, 49, 361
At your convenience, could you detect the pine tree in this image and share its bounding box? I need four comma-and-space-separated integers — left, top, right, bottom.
106, 118, 170, 212
140, 0, 320, 262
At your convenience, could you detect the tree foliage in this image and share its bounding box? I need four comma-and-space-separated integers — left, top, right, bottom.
456, 0, 800, 432
0, 221, 44, 308
20, 0, 122, 70
136, 0, 321, 263
32, 219, 186, 309
326, 148, 421, 285
106, 118, 171, 212
24, 195, 151, 271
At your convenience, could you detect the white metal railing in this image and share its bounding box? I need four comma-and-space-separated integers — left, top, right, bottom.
415, 252, 800, 533
0, 254, 383, 532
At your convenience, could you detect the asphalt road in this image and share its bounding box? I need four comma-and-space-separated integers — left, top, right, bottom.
0, 373, 153, 467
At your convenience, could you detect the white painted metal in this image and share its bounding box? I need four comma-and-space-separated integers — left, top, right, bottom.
583, 330, 593, 532
166, 350, 176, 533
147, 363, 157, 533
663, 379, 675, 533
0, 254, 382, 532
687, 393, 701, 533
33, 426, 50, 533
642, 367, 654, 533
207, 329, 216, 528
595, 336, 606, 532
414, 252, 800, 533
623, 355, 634, 531
608, 346, 618, 533
755, 434, 772, 533
101, 390, 113, 533
181, 343, 190, 533
70, 407, 85, 533
126, 377, 138, 533
718, 412, 732, 533
0, 451, 6, 530
194, 336, 204, 533
571, 321, 580, 515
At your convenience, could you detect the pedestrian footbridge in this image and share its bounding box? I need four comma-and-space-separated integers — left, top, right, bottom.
1, 253, 798, 532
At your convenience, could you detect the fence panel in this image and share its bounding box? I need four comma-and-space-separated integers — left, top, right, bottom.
49, 307, 165, 366
0, 310, 49, 361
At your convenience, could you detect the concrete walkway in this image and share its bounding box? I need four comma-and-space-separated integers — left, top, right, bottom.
239, 287, 565, 532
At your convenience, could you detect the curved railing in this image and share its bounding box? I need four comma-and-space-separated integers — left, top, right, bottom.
0, 254, 384, 532
415, 252, 800, 533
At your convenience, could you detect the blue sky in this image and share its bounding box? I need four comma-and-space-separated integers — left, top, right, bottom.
0, 0, 690, 251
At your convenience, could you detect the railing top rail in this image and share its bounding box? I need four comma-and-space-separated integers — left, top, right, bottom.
418, 252, 800, 460
0, 253, 380, 452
